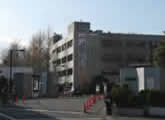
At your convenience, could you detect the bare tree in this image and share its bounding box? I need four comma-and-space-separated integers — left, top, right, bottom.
27, 28, 52, 73
1, 40, 25, 66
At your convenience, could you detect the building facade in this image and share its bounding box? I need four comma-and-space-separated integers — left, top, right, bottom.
49, 21, 164, 92
120, 67, 165, 93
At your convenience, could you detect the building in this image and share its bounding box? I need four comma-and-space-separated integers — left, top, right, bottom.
49, 21, 164, 92
0, 66, 34, 98
120, 67, 165, 93
0, 66, 33, 79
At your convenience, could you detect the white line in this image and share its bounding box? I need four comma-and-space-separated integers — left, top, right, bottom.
0, 113, 16, 120
6, 108, 83, 115
27, 109, 83, 114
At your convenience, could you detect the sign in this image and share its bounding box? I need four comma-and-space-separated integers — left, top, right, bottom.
96, 85, 100, 93
33, 79, 39, 91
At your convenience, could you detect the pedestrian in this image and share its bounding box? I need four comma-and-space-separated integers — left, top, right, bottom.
104, 93, 112, 115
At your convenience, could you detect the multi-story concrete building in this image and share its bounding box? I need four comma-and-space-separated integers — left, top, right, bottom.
49, 21, 164, 92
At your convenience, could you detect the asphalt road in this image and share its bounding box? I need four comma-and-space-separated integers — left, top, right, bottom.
0, 98, 164, 120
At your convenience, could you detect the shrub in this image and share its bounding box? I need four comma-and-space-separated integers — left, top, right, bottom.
111, 84, 135, 107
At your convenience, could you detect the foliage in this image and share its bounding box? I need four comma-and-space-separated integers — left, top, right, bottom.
111, 84, 134, 107
139, 90, 165, 107
111, 89, 165, 108
0, 76, 8, 94
0, 76, 8, 104
153, 42, 165, 67
89, 75, 108, 94
1, 28, 52, 73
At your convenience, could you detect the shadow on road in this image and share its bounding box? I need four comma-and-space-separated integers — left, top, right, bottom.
0, 104, 57, 120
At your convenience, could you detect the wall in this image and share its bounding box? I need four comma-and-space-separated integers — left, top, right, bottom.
160, 68, 165, 91
144, 67, 160, 90
120, 68, 138, 93
14, 73, 33, 98
47, 72, 58, 97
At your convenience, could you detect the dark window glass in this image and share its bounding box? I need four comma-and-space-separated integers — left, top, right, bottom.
52, 60, 56, 64
57, 59, 61, 65
62, 44, 66, 51
62, 57, 67, 63
68, 54, 73, 61
67, 40, 72, 48
57, 47, 61, 53
52, 49, 56, 54
68, 69, 73, 75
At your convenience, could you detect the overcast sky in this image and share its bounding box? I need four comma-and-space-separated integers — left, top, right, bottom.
0, 0, 165, 50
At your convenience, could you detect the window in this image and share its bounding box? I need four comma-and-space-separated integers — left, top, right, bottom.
62, 57, 67, 63
62, 44, 67, 51
101, 54, 122, 62
57, 59, 61, 65
52, 49, 56, 54
62, 70, 67, 76
52, 60, 56, 65
57, 47, 61, 53
68, 69, 73, 75
68, 54, 73, 61
101, 40, 112, 47
67, 40, 72, 48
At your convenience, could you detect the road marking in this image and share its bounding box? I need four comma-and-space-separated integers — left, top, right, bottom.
0, 113, 16, 120
26, 109, 83, 114
3, 107, 83, 115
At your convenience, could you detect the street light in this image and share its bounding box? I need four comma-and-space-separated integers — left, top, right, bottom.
9, 49, 25, 94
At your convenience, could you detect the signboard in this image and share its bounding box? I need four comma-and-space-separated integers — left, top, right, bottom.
32, 74, 40, 92
33, 79, 39, 91
96, 85, 100, 93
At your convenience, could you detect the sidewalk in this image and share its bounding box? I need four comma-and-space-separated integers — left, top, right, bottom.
87, 100, 106, 117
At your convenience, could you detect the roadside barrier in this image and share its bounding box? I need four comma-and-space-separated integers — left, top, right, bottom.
83, 94, 104, 113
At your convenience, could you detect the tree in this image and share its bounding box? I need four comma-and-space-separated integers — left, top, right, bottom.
27, 29, 52, 73
153, 42, 165, 67
1, 40, 25, 66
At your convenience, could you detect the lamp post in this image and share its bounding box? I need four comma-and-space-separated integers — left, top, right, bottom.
9, 49, 25, 95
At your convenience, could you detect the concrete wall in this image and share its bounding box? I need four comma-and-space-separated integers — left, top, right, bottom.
121, 67, 165, 93
15, 73, 33, 98
120, 68, 138, 93
47, 72, 58, 97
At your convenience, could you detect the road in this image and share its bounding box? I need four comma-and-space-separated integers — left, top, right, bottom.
0, 98, 164, 120
0, 97, 103, 120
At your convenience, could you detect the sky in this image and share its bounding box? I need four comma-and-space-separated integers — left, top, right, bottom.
0, 0, 165, 50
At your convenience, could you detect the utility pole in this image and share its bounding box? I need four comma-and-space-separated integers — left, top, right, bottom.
9, 50, 13, 94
